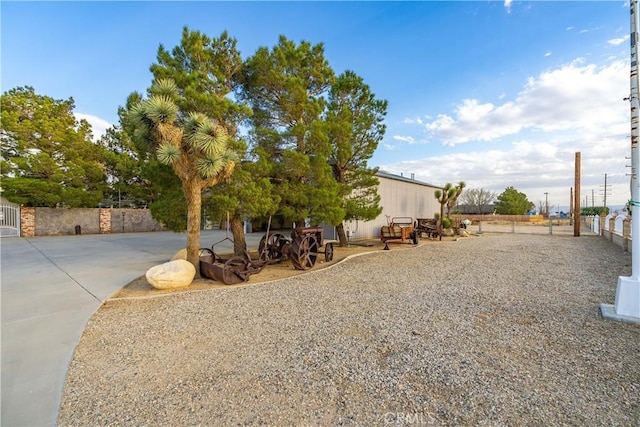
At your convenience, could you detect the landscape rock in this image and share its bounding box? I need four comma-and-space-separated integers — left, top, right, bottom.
146, 259, 195, 290
170, 248, 187, 261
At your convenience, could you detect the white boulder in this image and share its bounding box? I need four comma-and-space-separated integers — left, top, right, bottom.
146, 259, 195, 290
170, 248, 187, 261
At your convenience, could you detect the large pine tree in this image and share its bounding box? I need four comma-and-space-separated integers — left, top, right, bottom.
0, 86, 107, 207
240, 35, 344, 227
327, 70, 386, 246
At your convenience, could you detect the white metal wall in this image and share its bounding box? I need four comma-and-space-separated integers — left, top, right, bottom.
345, 173, 441, 241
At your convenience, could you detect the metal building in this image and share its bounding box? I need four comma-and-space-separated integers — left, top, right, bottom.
328, 170, 442, 241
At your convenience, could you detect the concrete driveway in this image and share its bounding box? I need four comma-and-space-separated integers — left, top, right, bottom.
1, 230, 263, 427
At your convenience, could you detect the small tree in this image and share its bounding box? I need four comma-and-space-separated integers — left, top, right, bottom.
494, 186, 533, 215
446, 181, 466, 216
130, 79, 236, 274
435, 183, 452, 222
435, 181, 466, 220
459, 187, 496, 214
434, 183, 454, 240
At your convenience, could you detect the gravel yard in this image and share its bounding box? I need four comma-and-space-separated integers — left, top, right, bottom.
58, 233, 639, 426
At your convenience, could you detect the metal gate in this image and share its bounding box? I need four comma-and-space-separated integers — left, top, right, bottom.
0, 199, 20, 237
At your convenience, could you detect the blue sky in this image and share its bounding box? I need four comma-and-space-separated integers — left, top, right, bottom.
1, 1, 632, 211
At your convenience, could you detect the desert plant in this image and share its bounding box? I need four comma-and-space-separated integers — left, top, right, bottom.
441, 217, 452, 229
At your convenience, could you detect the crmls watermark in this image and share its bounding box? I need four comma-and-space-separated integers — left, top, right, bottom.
382, 412, 435, 425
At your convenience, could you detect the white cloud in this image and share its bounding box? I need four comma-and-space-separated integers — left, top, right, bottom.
74, 113, 113, 141
421, 58, 628, 146
403, 117, 423, 125
504, 0, 512, 14
545, 51, 552, 57
609, 35, 629, 45
393, 135, 416, 144
383, 132, 630, 209
383, 57, 632, 208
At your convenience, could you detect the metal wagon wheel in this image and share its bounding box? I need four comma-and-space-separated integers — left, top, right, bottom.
289, 234, 319, 270
222, 255, 252, 283
258, 232, 288, 262
199, 247, 218, 263
324, 242, 334, 262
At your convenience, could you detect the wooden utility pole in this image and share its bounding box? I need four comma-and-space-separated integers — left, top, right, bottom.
570, 187, 574, 225
574, 152, 581, 236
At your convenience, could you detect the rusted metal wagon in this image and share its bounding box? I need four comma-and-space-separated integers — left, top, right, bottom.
414, 218, 441, 239
200, 225, 335, 285
380, 216, 418, 248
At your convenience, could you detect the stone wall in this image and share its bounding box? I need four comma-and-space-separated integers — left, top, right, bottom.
110, 209, 165, 233
19, 208, 164, 236
35, 208, 101, 235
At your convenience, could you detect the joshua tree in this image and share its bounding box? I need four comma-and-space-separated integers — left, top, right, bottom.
130, 78, 236, 274
446, 181, 466, 216
434, 183, 452, 241
434, 181, 466, 240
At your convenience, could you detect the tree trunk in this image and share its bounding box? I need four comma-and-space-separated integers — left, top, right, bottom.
439, 203, 445, 241
184, 179, 203, 277
293, 218, 306, 229
336, 222, 348, 247
230, 214, 247, 256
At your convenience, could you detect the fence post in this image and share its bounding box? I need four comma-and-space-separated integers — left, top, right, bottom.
99, 208, 112, 234
20, 207, 35, 237
609, 216, 615, 242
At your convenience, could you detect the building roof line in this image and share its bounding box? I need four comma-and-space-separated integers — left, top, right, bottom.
376, 170, 442, 189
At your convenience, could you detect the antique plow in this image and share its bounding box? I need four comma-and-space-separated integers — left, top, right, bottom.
200, 223, 335, 285
199, 219, 280, 285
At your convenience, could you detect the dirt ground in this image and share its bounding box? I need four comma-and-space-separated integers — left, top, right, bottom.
110, 238, 432, 299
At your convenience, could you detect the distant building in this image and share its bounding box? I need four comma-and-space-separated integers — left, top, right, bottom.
455, 203, 495, 215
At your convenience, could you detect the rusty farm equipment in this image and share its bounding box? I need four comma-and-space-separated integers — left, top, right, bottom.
380, 216, 418, 249
414, 218, 441, 240
200, 225, 335, 285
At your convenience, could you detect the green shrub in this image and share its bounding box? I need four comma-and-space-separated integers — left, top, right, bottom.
441, 217, 452, 229
581, 206, 609, 216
